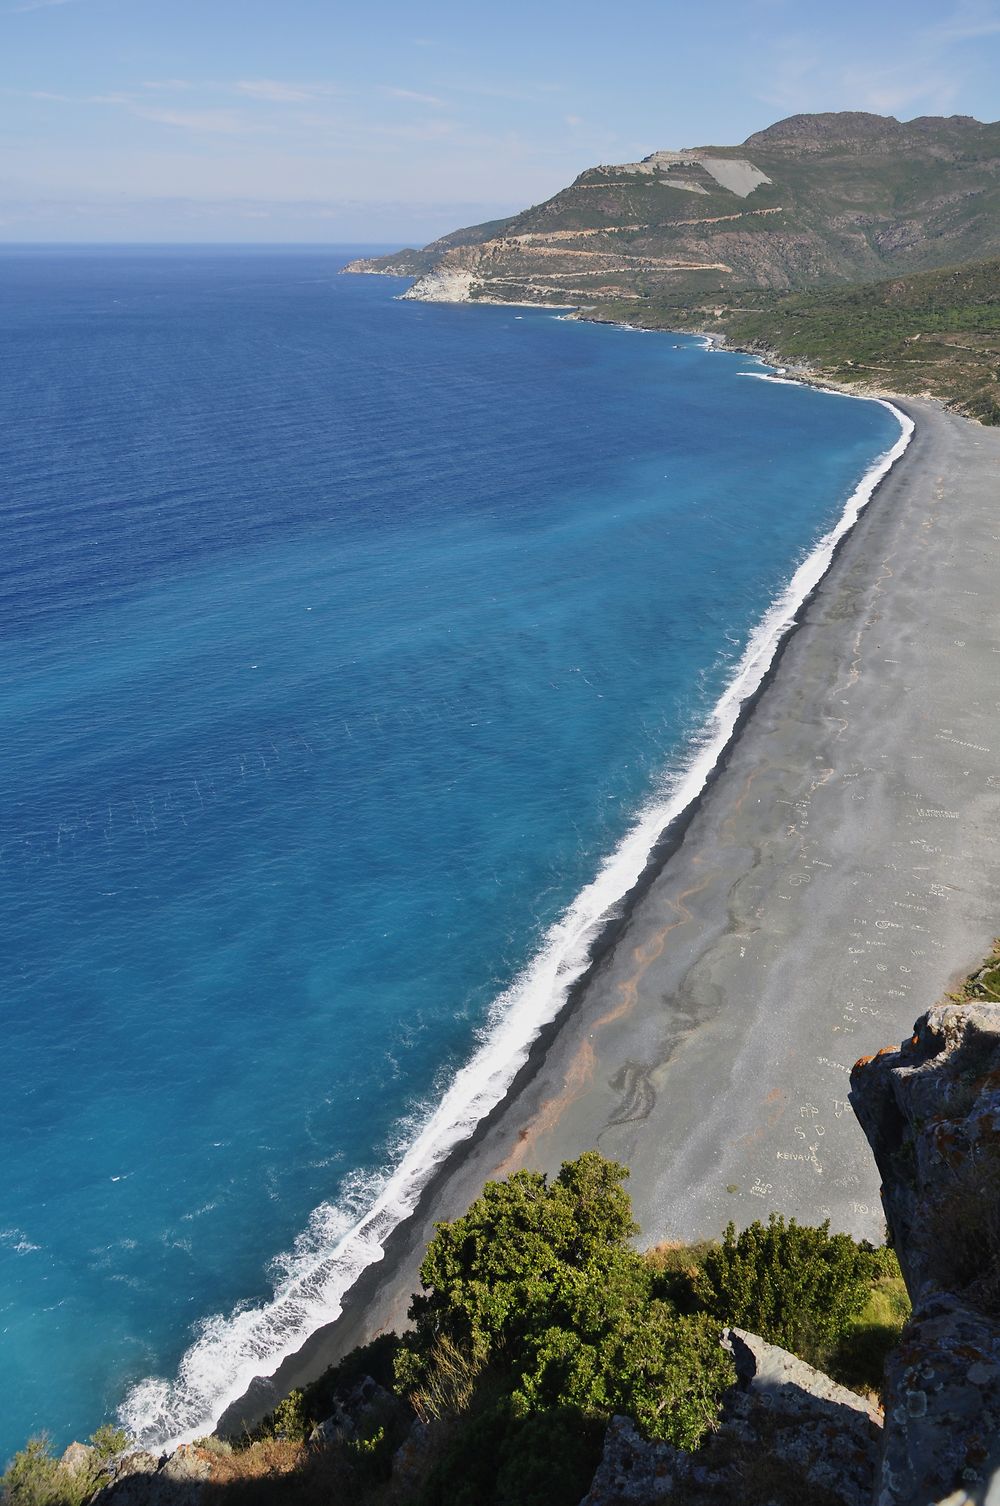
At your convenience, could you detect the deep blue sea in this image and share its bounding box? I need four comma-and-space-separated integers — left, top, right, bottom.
0, 247, 902, 1461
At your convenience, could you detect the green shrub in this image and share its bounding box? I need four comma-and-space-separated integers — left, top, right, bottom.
398, 1153, 734, 1451
514, 1308, 734, 1449
1, 1438, 95, 1506
88, 1425, 129, 1461
2, 1438, 66, 1506
827, 1256, 911, 1395
695, 1215, 884, 1366
398, 1152, 638, 1389
418, 1403, 604, 1506
268, 1391, 309, 1443
2, 1425, 135, 1506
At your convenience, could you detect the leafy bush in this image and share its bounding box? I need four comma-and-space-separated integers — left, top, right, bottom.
695, 1215, 885, 1366
2, 1438, 69, 1506
514, 1308, 734, 1449
397, 1153, 734, 1451
267, 1391, 309, 1444
88, 1425, 129, 1460
827, 1255, 911, 1395
0, 1436, 100, 1506
418, 1403, 604, 1506
398, 1153, 637, 1383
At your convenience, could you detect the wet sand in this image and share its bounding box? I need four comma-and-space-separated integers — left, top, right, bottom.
221, 397, 1000, 1430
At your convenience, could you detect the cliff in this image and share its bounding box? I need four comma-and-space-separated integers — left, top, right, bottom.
851, 994, 1000, 1502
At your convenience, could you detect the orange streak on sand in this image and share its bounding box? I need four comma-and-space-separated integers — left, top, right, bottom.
599, 870, 712, 1031
489, 869, 714, 1178
735, 1085, 788, 1149
490, 1041, 597, 1179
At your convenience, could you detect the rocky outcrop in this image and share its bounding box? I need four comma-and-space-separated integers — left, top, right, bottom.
341, 252, 428, 276
579, 1328, 881, 1506
851, 1001, 1000, 1504
60, 1442, 98, 1476
308, 1374, 398, 1446
91, 1445, 211, 1506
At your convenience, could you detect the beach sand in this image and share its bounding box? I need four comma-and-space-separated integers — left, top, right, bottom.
220, 396, 1000, 1430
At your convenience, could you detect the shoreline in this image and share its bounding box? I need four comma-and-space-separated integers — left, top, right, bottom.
217, 387, 1000, 1434
200, 362, 925, 1439
119, 328, 914, 1451
123, 330, 915, 1451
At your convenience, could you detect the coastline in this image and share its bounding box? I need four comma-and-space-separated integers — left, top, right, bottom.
124, 335, 915, 1452
218, 388, 1000, 1435
205, 366, 972, 1439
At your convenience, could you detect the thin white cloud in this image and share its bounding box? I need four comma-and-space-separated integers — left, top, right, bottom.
926, 0, 1000, 41
10, 0, 81, 11
381, 86, 446, 107
233, 79, 331, 104
141, 80, 195, 93
133, 106, 254, 135
756, 25, 968, 120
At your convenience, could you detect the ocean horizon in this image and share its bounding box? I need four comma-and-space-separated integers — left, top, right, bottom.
0, 246, 902, 1461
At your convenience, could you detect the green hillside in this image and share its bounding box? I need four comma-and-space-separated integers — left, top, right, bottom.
596, 257, 1000, 422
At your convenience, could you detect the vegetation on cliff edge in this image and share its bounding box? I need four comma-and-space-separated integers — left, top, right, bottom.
2, 1150, 914, 1505
591, 256, 1000, 423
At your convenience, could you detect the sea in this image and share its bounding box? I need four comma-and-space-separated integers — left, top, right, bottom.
0, 247, 905, 1462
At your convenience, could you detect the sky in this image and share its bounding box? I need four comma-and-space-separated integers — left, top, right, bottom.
1, 0, 999, 243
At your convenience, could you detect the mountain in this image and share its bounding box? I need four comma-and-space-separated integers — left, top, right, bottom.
343, 112, 1000, 306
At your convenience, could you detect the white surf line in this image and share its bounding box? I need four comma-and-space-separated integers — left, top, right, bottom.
120, 358, 913, 1455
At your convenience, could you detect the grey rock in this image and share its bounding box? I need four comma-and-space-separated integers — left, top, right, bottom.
106, 1452, 161, 1479
158, 1446, 211, 1484
309, 1374, 395, 1448
723, 1325, 880, 1420
851, 1002, 1000, 1303
392, 1419, 433, 1492
578, 1415, 685, 1504
91, 1446, 209, 1506
877, 1292, 1000, 1505
60, 1442, 97, 1475
722, 1328, 881, 1506
851, 1001, 1000, 1504
579, 1330, 880, 1506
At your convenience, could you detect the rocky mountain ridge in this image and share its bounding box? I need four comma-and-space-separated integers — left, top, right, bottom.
342, 111, 1000, 307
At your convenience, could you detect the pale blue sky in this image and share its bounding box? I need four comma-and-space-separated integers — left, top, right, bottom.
2, 0, 999, 242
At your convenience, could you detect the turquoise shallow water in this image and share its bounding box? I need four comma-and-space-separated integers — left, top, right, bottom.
0, 248, 901, 1459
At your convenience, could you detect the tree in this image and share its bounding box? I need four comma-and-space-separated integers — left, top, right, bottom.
400, 1152, 638, 1376
395, 1153, 734, 1452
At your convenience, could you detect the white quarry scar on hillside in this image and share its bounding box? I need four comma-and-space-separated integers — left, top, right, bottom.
603, 151, 773, 198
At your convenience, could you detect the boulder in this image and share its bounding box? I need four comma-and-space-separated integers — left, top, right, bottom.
158, 1446, 211, 1484
722, 1327, 881, 1505
392, 1419, 433, 1492
577, 1415, 689, 1504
